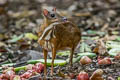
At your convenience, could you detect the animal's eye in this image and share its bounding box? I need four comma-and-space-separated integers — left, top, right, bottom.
51, 14, 55, 18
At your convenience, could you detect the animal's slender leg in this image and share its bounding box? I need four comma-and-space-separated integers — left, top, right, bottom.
69, 47, 74, 66
43, 49, 48, 76
51, 47, 56, 76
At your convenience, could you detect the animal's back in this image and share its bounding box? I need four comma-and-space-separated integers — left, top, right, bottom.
51, 21, 81, 50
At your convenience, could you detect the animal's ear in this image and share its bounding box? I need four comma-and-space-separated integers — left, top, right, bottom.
52, 7, 56, 12
43, 9, 48, 16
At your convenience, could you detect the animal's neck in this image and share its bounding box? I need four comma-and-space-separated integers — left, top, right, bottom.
43, 18, 51, 27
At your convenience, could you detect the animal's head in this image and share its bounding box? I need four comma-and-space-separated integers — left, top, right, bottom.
42, 8, 67, 23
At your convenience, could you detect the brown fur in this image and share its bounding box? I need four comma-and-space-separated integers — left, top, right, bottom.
38, 9, 81, 76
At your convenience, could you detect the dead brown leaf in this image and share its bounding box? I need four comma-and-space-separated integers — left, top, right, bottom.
93, 39, 107, 55
101, 23, 109, 31
57, 69, 71, 79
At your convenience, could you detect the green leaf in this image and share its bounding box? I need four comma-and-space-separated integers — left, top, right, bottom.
87, 30, 97, 34
87, 30, 105, 36
108, 48, 120, 57
80, 42, 85, 52
116, 36, 120, 41
82, 36, 99, 40
28, 59, 66, 66
2, 63, 15, 67
1, 63, 26, 72
1, 63, 27, 72
66, 52, 96, 63
27, 60, 40, 64
82, 36, 91, 40
14, 66, 27, 72
66, 56, 82, 63
80, 42, 91, 52
25, 33, 38, 40
118, 77, 120, 80
106, 41, 120, 49
112, 31, 119, 35
77, 52, 96, 58
57, 51, 70, 56
8, 34, 24, 43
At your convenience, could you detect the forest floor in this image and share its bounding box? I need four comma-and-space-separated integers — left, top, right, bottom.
0, 0, 120, 80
